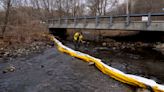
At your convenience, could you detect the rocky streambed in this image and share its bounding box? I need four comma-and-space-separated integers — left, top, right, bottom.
65, 39, 164, 84
0, 41, 52, 63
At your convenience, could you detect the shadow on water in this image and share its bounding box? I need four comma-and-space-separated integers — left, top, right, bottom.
108, 31, 164, 43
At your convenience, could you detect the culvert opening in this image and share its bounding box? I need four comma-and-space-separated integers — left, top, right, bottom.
49, 28, 67, 40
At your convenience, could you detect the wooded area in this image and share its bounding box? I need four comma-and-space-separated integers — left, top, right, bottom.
0, 0, 163, 39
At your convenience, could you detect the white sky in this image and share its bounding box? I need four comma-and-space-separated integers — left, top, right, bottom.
81, 0, 125, 4
0, 0, 126, 11
120, 0, 125, 4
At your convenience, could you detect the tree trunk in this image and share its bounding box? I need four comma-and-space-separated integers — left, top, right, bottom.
1, 0, 11, 39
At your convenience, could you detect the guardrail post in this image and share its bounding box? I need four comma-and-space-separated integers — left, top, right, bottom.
147, 13, 151, 27
58, 18, 61, 25
96, 16, 99, 27
47, 20, 50, 25
84, 16, 87, 27
49, 19, 52, 24
65, 17, 68, 27
49, 20, 53, 25
54, 20, 57, 25
125, 14, 130, 26
109, 16, 113, 27
74, 17, 77, 27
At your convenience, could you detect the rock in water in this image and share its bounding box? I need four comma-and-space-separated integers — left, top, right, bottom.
136, 88, 150, 92
4, 52, 9, 57
3, 65, 16, 73
88, 62, 95, 66
154, 43, 164, 55
102, 42, 107, 47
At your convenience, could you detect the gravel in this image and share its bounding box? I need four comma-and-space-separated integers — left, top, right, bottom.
0, 41, 52, 61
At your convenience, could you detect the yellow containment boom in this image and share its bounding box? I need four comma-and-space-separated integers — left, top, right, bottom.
49, 35, 164, 92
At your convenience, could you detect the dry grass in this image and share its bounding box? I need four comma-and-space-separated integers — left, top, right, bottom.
0, 21, 49, 48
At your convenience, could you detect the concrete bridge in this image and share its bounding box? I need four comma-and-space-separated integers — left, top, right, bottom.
48, 13, 164, 31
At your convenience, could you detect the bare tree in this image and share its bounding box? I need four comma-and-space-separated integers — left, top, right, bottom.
131, 0, 164, 14
86, 0, 118, 16
0, 0, 12, 38
71, 0, 85, 16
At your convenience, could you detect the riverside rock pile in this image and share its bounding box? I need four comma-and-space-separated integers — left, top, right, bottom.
0, 41, 52, 59
101, 39, 152, 51
154, 43, 164, 55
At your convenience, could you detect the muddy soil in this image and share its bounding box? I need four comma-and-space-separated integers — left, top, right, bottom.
0, 47, 136, 92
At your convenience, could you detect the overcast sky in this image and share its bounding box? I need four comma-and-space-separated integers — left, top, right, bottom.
81, 0, 125, 4
0, 0, 126, 11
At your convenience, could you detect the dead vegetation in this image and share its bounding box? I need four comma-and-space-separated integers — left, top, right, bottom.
0, 0, 163, 57
0, 22, 48, 48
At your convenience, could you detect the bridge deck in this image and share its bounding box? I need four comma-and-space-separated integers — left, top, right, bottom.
49, 21, 164, 31
48, 13, 164, 31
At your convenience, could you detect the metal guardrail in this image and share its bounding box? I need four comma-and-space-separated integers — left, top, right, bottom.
48, 12, 164, 27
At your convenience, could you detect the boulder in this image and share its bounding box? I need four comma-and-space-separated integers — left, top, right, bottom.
2, 65, 16, 74
154, 43, 164, 55
136, 88, 150, 92
102, 42, 107, 47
